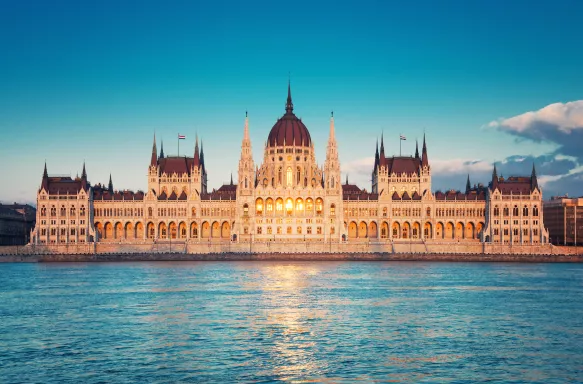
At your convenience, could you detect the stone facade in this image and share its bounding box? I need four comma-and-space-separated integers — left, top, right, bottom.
30, 84, 549, 249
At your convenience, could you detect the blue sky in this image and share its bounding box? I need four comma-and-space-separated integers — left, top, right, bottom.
1, 0, 582, 204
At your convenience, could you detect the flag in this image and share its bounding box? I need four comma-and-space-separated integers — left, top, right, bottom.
178, 134, 186, 140
400, 135, 406, 140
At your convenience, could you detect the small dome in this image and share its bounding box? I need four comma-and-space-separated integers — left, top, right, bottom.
266, 83, 312, 148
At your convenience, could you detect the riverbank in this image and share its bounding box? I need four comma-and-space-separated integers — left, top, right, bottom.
1, 252, 582, 263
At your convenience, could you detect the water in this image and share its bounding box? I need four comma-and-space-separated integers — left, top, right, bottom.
1, 262, 582, 383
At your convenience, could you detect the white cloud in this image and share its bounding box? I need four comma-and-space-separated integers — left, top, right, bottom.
430, 158, 492, 175
489, 100, 583, 134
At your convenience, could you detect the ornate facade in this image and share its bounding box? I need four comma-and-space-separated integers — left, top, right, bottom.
31, 84, 549, 247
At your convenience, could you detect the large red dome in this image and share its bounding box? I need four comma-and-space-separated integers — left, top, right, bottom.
267, 84, 312, 148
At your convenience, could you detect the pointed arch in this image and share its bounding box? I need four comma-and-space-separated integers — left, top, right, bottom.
381, 221, 389, 239
348, 221, 357, 238
221, 221, 230, 238
392, 222, 400, 239
369, 221, 378, 238
179, 221, 187, 239
358, 221, 368, 238
424, 222, 432, 239
201, 221, 210, 238
211, 221, 220, 238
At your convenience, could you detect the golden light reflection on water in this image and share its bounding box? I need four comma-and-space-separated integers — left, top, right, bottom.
257, 263, 328, 380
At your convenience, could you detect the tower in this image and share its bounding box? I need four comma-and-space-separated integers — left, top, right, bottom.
324, 111, 344, 239
237, 111, 255, 195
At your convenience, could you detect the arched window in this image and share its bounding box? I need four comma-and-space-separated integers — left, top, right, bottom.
245, 177, 248, 188
286, 167, 293, 187
41, 206, 46, 216
523, 205, 528, 216
426, 207, 431, 217
503, 206, 509, 216
257, 227, 262, 234
243, 204, 249, 216
493, 205, 499, 216
330, 203, 336, 216
256, 198, 263, 215
192, 207, 197, 217
315, 198, 323, 215
331, 176, 335, 188
287, 226, 292, 234
513, 205, 519, 216
285, 198, 293, 215
267, 226, 272, 234
533, 205, 539, 216
306, 198, 314, 214
148, 207, 153, 217
295, 198, 304, 213
276, 198, 284, 215
60, 206, 66, 216
266, 198, 273, 214
70, 206, 76, 216
297, 226, 302, 234
297, 167, 301, 184
278, 168, 283, 185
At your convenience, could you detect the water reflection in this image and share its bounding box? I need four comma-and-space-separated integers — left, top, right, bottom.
1, 261, 582, 382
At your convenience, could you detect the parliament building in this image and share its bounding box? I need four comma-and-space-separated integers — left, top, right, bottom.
31, 84, 549, 248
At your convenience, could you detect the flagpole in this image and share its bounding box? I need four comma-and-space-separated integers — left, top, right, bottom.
400, 134, 402, 156
178, 133, 180, 157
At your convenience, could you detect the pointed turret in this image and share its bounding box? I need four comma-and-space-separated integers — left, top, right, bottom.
465, 174, 471, 194
200, 139, 206, 173
150, 134, 158, 166
41, 162, 49, 191
531, 163, 539, 191
415, 139, 420, 159
230, 172, 233, 185
193, 135, 200, 166
380, 132, 385, 158
491, 164, 499, 190
421, 133, 429, 167
374, 139, 379, 169
108, 174, 114, 193
285, 78, 293, 114
81, 162, 88, 190
346, 174, 349, 185
160, 140, 165, 159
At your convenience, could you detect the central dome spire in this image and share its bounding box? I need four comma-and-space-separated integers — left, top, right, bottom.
266, 81, 312, 148
285, 79, 293, 114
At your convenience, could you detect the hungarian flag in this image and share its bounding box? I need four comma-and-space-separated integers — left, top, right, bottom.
400, 135, 406, 140
178, 134, 186, 140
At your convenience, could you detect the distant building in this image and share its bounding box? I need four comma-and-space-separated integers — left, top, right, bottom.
543, 196, 583, 245
30, 83, 549, 247
0, 203, 36, 245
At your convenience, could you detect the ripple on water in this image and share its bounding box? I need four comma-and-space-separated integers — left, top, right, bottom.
0, 261, 582, 382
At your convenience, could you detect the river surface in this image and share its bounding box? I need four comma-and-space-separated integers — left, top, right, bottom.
1, 261, 582, 383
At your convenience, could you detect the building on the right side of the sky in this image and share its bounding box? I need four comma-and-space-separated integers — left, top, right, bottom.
543, 196, 583, 245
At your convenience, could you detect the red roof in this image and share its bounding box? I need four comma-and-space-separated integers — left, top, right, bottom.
158, 156, 198, 176
45, 177, 87, 194
380, 156, 421, 176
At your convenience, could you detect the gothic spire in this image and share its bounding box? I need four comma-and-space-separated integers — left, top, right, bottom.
150, 133, 158, 166
415, 139, 420, 159
81, 161, 87, 179
492, 163, 499, 190
421, 133, 429, 167
380, 132, 385, 158
346, 174, 349, 185
160, 140, 165, 159
531, 163, 539, 191
374, 138, 379, 169
285, 78, 294, 114
108, 174, 113, 193
466, 174, 471, 194
41, 161, 49, 191
230, 172, 233, 185
200, 139, 206, 173
194, 134, 200, 165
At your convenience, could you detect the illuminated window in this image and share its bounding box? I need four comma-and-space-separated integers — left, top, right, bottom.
286, 198, 293, 215
306, 198, 314, 213
297, 226, 302, 234
256, 198, 263, 215
266, 198, 274, 213
267, 226, 272, 234
276, 198, 283, 214
296, 198, 304, 213
330, 203, 336, 216
315, 198, 323, 215
287, 226, 292, 234
317, 226, 322, 234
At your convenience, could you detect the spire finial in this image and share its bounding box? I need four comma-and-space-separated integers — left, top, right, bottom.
108, 173, 113, 193
230, 172, 233, 185
160, 139, 165, 159
415, 139, 419, 159
331, 110, 334, 117
285, 76, 293, 113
